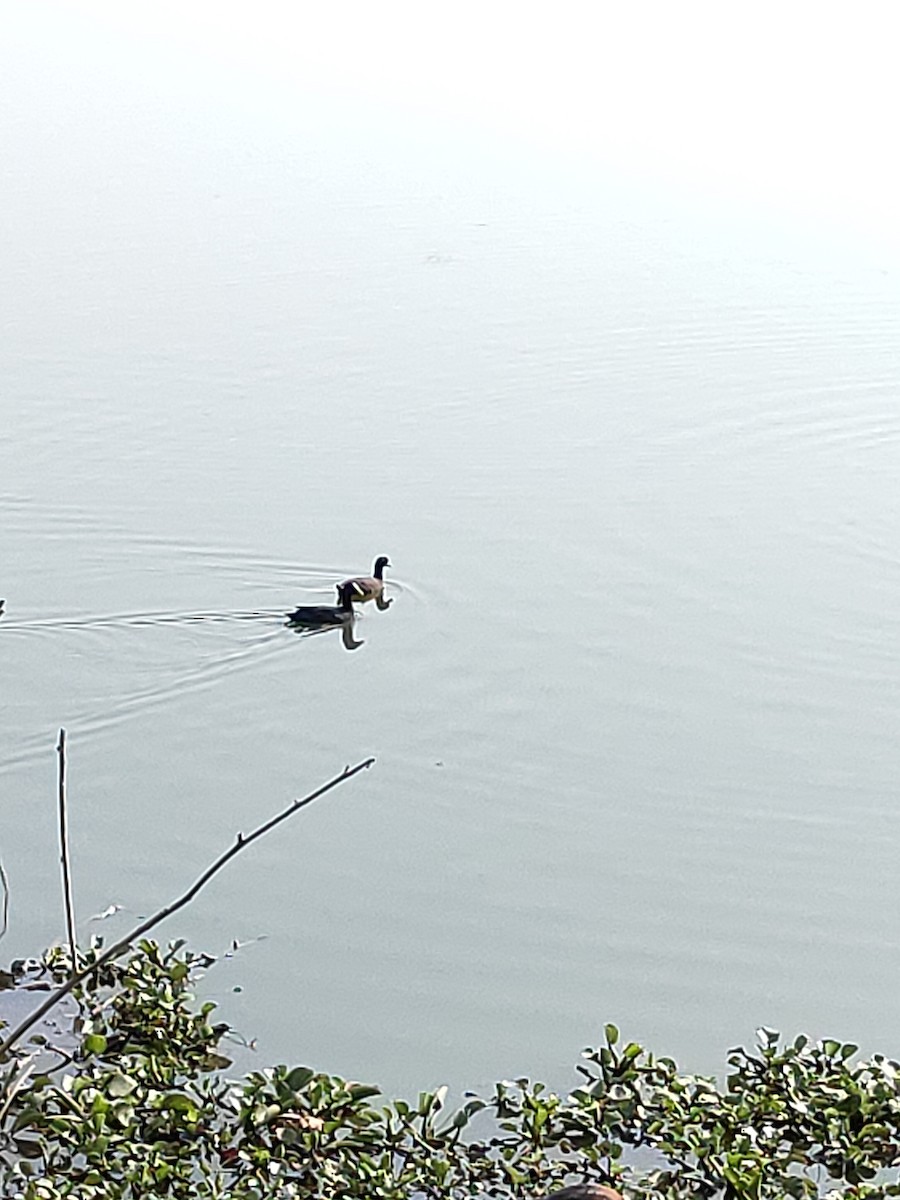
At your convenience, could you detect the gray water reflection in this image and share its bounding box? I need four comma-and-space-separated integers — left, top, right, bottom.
2, 16, 900, 1101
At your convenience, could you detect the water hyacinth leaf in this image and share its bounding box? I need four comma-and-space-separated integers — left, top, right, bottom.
259, 1102, 281, 1125
450, 1098, 487, 1129
201, 1052, 232, 1070
857, 1121, 890, 1139
286, 1066, 314, 1091
107, 1073, 138, 1098
11, 1107, 44, 1133
112, 1102, 135, 1127
13, 1136, 44, 1158
160, 1092, 199, 1116
604, 1023, 620, 1046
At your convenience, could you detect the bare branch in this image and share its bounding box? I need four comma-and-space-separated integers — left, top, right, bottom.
0, 1054, 35, 1127
57, 729, 78, 973
0, 756, 376, 1063
0, 858, 9, 942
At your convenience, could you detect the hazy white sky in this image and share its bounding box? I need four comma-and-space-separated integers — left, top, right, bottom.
10, 0, 900, 250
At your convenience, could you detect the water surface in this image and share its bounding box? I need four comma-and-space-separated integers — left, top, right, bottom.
2, 5, 900, 1097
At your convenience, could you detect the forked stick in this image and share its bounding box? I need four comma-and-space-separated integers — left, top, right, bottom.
0, 756, 376, 1062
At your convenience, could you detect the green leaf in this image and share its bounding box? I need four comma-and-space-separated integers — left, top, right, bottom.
107, 1073, 137, 1098
201, 1052, 233, 1071
84, 1033, 107, 1055
14, 1136, 45, 1159
605, 1023, 620, 1046
286, 1066, 314, 1091
111, 1102, 136, 1128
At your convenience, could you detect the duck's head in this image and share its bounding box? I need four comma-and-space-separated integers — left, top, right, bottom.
374, 555, 391, 576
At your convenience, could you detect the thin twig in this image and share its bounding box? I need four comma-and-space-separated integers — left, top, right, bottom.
0, 756, 375, 1063
0, 1055, 35, 1126
57, 729, 78, 973
0, 858, 9, 941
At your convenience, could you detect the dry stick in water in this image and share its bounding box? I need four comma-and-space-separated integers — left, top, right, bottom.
0, 858, 9, 942
0, 757, 376, 1062
57, 729, 78, 972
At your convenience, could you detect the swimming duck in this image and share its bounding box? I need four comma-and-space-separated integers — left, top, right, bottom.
341, 556, 390, 602
286, 580, 362, 626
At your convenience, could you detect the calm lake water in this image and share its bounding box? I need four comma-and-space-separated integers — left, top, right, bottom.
2, 5, 900, 1097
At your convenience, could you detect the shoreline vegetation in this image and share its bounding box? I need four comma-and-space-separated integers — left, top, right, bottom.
3, 942, 899, 1199
1, 739, 897, 1196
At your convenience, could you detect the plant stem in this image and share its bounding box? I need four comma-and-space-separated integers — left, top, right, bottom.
57, 729, 78, 974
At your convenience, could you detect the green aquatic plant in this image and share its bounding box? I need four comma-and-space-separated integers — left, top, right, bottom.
2, 941, 900, 1198
1, 737, 896, 1196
